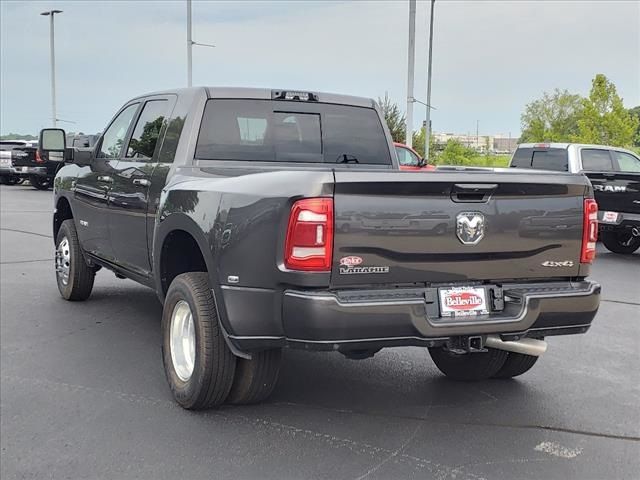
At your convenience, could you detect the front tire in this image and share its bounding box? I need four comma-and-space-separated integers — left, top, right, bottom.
492, 352, 538, 379
226, 349, 283, 405
55, 219, 95, 301
162, 272, 236, 409
428, 347, 508, 381
601, 229, 640, 254
30, 176, 52, 190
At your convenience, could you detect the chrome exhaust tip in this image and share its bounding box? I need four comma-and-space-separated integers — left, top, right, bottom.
485, 336, 547, 357
632, 227, 640, 237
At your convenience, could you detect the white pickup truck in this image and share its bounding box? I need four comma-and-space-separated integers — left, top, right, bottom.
511, 143, 640, 254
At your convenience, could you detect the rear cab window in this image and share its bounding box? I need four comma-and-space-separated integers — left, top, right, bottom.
0, 142, 27, 151
510, 146, 569, 171
195, 99, 391, 165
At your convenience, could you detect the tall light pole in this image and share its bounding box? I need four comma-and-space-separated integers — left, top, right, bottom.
186, 0, 216, 86
424, 0, 435, 161
187, 0, 192, 87
405, 0, 416, 147
411, 97, 436, 158
40, 9, 62, 127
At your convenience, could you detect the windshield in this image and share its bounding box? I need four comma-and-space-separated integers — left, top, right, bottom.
195, 99, 391, 165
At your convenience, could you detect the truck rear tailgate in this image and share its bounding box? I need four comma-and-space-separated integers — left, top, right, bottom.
10, 147, 37, 168
585, 171, 640, 215
331, 169, 589, 286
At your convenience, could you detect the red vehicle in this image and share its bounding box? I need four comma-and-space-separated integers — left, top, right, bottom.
394, 142, 435, 171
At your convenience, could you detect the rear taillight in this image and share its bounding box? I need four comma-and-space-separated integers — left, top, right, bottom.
284, 198, 333, 271
581, 198, 598, 263
35, 150, 44, 163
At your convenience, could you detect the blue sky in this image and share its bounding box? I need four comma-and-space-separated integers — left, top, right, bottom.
1, 0, 638, 137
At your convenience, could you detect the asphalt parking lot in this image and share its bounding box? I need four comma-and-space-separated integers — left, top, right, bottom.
1, 184, 638, 480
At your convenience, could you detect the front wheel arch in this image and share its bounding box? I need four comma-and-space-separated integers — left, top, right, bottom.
53, 196, 74, 243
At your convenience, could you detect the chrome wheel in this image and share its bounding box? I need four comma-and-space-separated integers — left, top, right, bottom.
170, 300, 196, 382
55, 236, 71, 286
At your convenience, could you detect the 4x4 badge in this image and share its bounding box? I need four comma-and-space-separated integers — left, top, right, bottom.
541, 260, 574, 267
456, 212, 485, 245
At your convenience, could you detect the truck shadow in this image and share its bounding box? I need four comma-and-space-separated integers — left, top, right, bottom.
269, 348, 538, 417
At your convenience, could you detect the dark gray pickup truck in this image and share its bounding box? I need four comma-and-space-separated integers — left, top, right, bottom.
39, 87, 601, 409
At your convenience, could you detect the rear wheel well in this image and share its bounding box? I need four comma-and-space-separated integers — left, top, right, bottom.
160, 230, 208, 296
54, 197, 73, 241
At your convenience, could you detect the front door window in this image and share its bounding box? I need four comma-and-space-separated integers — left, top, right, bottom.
98, 104, 139, 159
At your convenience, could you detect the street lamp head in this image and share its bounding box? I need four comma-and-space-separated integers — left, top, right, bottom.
40, 10, 63, 16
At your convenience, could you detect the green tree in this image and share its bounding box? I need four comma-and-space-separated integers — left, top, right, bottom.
410, 127, 436, 159
377, 93, 406, 143
574, 74, 638, 147
519, 89, 583, 143
0, 133, 37, 141
437, 139, 477, 165
627, 105, 640, 146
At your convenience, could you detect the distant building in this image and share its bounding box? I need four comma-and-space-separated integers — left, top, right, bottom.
433, 133, 493, 153
432, 132, 518, 154
492, 136, 518, 154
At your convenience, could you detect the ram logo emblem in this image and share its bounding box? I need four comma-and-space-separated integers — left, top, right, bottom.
456, 212, 485, 245
593, 184, 626, 193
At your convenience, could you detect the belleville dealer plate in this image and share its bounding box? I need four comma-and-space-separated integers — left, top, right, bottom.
438, 286, 489, 317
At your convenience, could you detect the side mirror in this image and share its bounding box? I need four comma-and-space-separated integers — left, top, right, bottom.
39, 128, 69, 162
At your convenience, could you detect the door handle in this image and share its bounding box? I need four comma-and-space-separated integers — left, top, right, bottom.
132, 178, 151, 187
97, 175, 113, 184
451, 183, 497, 203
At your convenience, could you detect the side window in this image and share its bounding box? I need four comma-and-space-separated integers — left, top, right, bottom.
97, 104, 138, 159
126, 100, 169, 160
581, 149, 614, 171
396, 146, 419, 166
613, 151, 640, 172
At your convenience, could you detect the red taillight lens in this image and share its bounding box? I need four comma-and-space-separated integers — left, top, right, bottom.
581, 198, 598, 263
284, 198, 333, 271
35, 150, 44, 163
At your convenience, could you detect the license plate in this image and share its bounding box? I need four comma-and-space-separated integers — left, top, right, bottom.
21, 167, 29, 172
439, 287, 489, 317
601, 211, 619, 223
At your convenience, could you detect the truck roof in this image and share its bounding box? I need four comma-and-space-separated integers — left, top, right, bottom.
130, 86, 376, 109
517, 142, 637, 155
